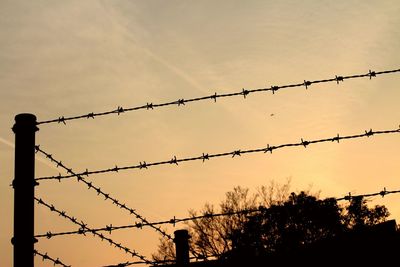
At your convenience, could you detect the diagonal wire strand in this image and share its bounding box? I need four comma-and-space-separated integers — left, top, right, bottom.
34, 146, 173, 241
34, 250, 71, 267
34, 196, 152, 264
36, 127, 400, 181
34, 187, 400, 239
36, 68, 400, 125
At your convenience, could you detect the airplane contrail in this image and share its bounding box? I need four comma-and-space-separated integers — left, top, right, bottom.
0, 136, 14, 148
0, 137, 59, 171
103, 7, 210, 94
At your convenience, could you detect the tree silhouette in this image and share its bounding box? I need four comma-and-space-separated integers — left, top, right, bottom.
152, 183, 390, 262
230, 192, 344, 257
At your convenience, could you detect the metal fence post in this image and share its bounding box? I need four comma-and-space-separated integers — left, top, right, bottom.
12, 113, 38, 267
174, 229, 190, 267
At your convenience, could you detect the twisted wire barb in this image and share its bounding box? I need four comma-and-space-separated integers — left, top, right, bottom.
34, 146, 173, 241
36, 68, 400, 125
34, 187, 400, 240
36, 127, 400, 181
34, 250, 71, 267
34, 197, 152, 264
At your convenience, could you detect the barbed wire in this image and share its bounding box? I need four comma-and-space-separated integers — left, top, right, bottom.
102, 256, 213, 267
34, 197, 152, 265
36, 127, 400, 181
35, 207, 263, 239
34, 249, 71, 267
102, 259, 174, 267
34, 146, 173, 241
336, 188, 400, 201
34, 186, 400, 240
36, 68, 400, 126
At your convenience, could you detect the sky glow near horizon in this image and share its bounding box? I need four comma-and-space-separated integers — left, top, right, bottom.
0, 1, 399, 266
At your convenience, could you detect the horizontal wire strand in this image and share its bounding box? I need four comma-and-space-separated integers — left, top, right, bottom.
102, 256, 213, 267
35, 187, 400, 239
36, 69, 400, 125
36, 127, 400, 181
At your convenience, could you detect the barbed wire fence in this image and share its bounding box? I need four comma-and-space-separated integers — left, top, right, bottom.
11, 68, 400, 267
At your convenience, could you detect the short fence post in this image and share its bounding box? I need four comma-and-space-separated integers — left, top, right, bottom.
174, 229, 190, 267
12, 113, 38, 267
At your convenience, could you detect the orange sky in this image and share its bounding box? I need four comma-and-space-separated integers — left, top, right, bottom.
1, 1, 399, 266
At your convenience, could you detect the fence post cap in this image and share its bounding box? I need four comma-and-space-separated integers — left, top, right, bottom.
13, 113, 38, 132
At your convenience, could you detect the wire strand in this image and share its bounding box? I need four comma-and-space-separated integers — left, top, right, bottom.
35, 207, 263, 239
36, 68, 400, 125
34, 250, 71, 267
36, 127, 400, 181
102, 256, 213, 267
34, 187, 400, 239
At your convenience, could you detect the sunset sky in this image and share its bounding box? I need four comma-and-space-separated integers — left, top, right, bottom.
1, 1, 399, 266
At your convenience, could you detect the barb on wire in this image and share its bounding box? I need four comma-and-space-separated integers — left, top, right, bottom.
35, 186, 400, 240
34, 146, 173, 241
36, 68, 400, 125
36, 126, 400, 181
34, 250, 71, 267
34, 197, 152, 264
336, 187, 400, 201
